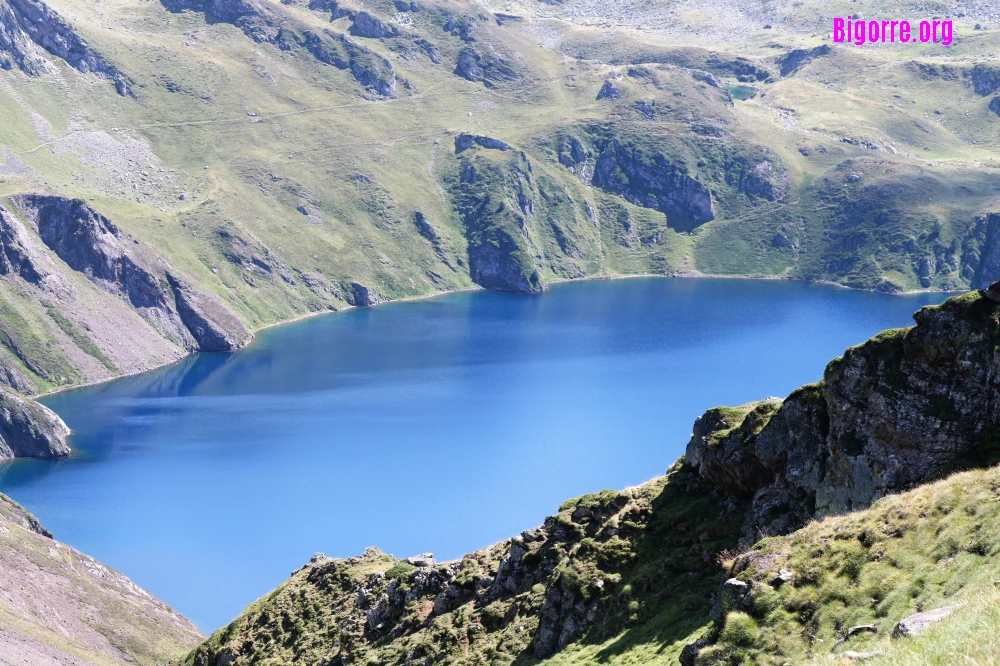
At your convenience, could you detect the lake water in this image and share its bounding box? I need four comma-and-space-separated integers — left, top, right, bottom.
0, 278, 948, 632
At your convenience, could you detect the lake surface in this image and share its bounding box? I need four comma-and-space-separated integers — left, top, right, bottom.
0, 278, 947, 631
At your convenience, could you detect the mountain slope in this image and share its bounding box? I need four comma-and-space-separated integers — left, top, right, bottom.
0, 490, 203, 664
175, 285, 1000, 665
2, 0, 1000, 456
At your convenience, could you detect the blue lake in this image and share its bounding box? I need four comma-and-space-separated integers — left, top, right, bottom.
0, 278, 948, 632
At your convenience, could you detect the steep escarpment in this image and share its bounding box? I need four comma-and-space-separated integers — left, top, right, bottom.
0, 385, 68, 457
15, 195, 249, 352
686, 286, 1000, 546
0, 195, 250, 459
0, 491, 204, 663
0, 0, 128, 92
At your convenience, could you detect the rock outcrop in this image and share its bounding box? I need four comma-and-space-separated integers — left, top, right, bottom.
343, 281, 383, 307
0, 0, 128, 93
351, 11, 398, 38
454, 46, 518, 87
776, 44, 830, 76
454, 133, 513, 153
14, 195, 249, 352
961, 212, 1000, 289
596, 79, 619, 99
686, 290, 1000, 544
971, 63, 1000, 96
448, 155, 544, 293
178, 464, 742, 666
0, 386, 69, 458
0, 203, 46, 286
591, 138, 714, 232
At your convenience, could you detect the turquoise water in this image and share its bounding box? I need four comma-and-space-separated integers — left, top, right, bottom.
0, 278, 947, 631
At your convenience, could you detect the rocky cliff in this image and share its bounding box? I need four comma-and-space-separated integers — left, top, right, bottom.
15, 195, 250, 353
0, 385, 68, 458
0, 0, 128, 92
686, 285, 1000, 546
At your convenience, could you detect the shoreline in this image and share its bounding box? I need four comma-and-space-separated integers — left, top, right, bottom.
36, 272, 964, 400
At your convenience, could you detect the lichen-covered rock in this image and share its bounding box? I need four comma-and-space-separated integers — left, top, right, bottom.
0, 386, 69, 459
687, 291, 1000, 544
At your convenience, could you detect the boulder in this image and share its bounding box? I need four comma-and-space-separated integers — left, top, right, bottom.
405, 553, 436, 567
892, 606, 957, 639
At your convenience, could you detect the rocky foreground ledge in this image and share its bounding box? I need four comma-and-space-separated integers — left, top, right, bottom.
177, 287, 1000, 666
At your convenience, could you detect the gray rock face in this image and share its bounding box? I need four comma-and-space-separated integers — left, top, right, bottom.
351, 11, 398, 38
454, 133, 513, 153
596, 79, 619, 99
344, 281, 383, 307
777, 44, 830, 76
591, 139, 714, 233
686, 291, 1000, 544
0, 204, 46, 286
166, 273, 249, 351
454, 47, 518, 87
14, 195, 249, 352
972, 64, 1000, 96
961, 213, 1000, 289
0, 387, 69, 459
892, 606, 957, 638
0, 0, 128, 93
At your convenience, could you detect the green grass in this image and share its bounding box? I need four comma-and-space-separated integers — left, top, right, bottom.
699, 465, 1000, 665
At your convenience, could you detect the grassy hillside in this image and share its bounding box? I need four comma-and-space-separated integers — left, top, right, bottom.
0, 491, 203, 664
701, 465, 1000, 666
1, 0, 1000, 406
